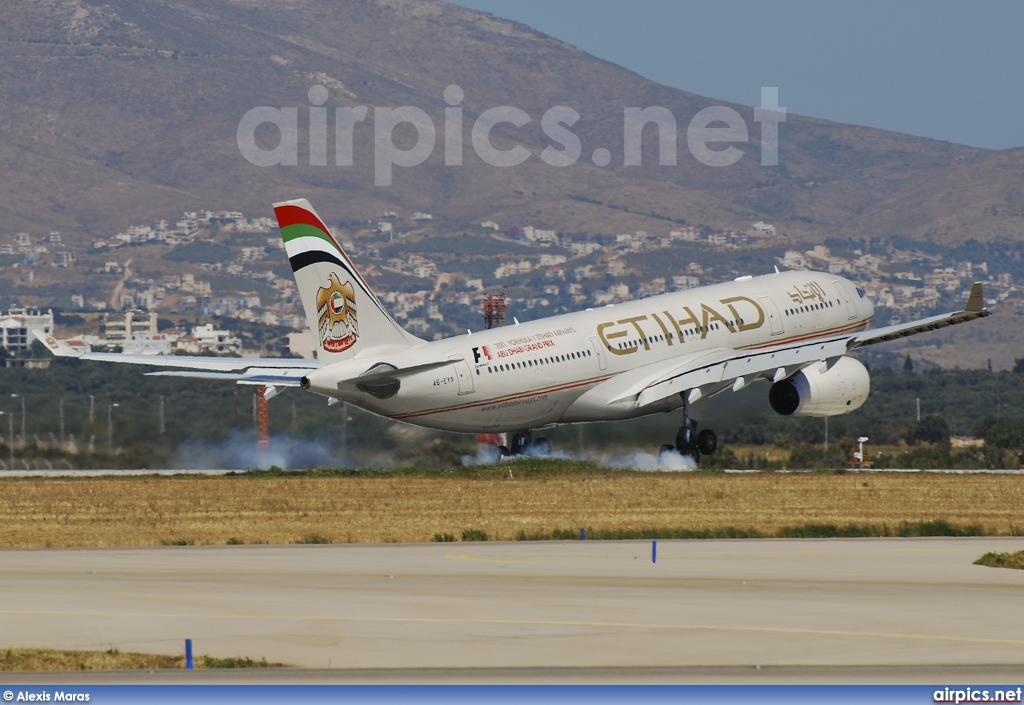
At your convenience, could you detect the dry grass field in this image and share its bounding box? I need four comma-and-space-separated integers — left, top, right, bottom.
0, 468, 1022, 548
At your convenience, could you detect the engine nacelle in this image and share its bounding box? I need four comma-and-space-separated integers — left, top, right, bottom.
768, 356, 870, 417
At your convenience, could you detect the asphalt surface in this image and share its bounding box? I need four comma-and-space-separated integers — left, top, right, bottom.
2, 538, 1023, 683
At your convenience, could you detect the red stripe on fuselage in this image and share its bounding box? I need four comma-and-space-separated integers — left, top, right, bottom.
741, 319, 872, 351
393, 375, 612, 420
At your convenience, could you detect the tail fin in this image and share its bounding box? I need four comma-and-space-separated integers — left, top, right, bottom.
273, 198, 423, 363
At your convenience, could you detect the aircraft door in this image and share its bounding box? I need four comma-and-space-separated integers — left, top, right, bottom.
833, 281, 857, 320
448, 355, 475, 395
589, 335, 607, 370
757, 296, 784, 335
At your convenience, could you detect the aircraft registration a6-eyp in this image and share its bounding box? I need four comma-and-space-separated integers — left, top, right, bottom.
38, 199, 990, 463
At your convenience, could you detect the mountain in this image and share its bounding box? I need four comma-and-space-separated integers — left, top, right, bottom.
0, 0, 1021, 246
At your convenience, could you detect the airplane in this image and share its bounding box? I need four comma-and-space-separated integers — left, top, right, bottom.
36, 198, 991, 463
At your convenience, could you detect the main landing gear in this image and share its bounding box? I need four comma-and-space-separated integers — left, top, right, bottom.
660, 400, 717, 464
498, 430, 552, 458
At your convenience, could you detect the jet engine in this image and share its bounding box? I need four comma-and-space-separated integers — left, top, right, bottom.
768, 356, 870, 417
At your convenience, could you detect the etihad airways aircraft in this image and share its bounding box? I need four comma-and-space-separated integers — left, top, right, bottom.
37, 199, 990, 463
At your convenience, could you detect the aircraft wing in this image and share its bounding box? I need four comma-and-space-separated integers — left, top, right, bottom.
630, 336, 852, 409
848, 282, 989, 348
623, 282, 990, 410
33, 330, 319, 383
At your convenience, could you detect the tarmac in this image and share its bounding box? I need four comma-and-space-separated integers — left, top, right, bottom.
2, 537, 1023, 683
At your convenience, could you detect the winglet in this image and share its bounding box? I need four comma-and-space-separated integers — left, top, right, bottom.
32, 330, 86, 357
965, 282, 984, 312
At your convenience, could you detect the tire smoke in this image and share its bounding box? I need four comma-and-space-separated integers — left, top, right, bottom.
460, 444, 698, 471
174, 431, 344, 470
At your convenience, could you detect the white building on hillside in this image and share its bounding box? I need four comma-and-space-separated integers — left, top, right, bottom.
0, 308, 54, 354
105, 310, 157, 345
191, 324, 242, 355
123, 333, 178, 355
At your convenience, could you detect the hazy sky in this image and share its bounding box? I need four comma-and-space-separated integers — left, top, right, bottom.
450, 0, 1023, 150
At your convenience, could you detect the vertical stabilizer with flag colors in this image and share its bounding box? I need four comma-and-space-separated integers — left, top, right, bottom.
274, 198, 424, 364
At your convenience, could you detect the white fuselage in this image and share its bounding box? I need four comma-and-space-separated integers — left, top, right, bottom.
306, 271, 874, 433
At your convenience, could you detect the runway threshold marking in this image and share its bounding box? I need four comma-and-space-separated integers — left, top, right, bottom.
3, 608, 1023, 648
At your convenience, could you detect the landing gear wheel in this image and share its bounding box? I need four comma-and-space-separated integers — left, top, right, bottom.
675, 425, 696, 452
497, 445, 511, 458
677, 445, 700, 464
659, 444, 677, 457
533, 437, 552, 456
672, 397, 701, 465
510, 431, 532, 456
696, 429, 717, 455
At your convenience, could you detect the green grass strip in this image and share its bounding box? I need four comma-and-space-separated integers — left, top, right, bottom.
974, 550, 1024, 570
513, 520, 994, 541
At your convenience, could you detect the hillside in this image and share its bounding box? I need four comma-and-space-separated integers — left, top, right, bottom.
0, 0, 1021, 247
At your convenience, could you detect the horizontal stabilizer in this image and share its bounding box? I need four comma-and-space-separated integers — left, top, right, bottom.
34, 331, 86, 358
146, 368, 308, 386
35, 330, 319, 374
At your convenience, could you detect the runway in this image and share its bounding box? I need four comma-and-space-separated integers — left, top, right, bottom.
3, 467, 1024, 477
2, 538, 1024, 683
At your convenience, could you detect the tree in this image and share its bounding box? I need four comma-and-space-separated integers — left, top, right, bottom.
983, 419, 1024, 450
909, 415, 950, 445
27, 340, 47, 358
1013, 358, 1024, 374
903, 354, 914, 373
